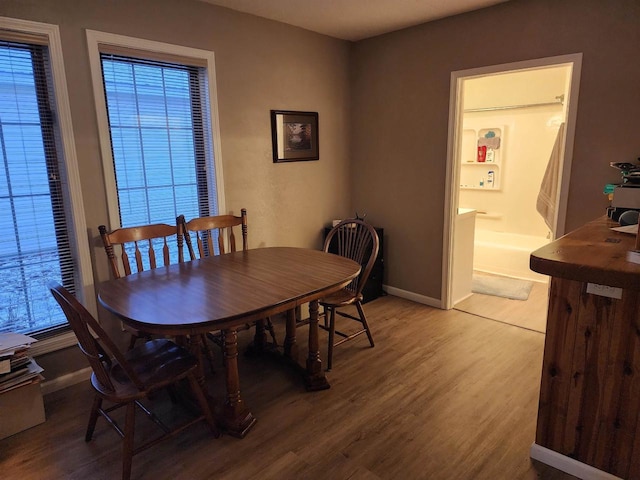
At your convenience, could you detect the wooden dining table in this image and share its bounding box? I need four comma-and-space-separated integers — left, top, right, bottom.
98, 246, 360, 438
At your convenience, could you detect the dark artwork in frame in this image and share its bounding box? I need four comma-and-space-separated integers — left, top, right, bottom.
271, 110, 319, 162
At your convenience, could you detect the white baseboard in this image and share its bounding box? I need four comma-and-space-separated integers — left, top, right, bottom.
41, 367, 92, 396
530, 443, 623, 480
383, 285, 442, 308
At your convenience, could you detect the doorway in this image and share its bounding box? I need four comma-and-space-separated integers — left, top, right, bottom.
442, 54, 582, 318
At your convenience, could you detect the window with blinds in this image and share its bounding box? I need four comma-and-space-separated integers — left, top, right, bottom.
0, 39, 75, 335
100, 53, 218, 238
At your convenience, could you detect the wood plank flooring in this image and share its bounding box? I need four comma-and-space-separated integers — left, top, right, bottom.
454, 276, 549, 333
0, 295, 575, 479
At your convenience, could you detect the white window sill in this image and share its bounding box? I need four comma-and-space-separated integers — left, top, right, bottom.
30, 331, 78, 357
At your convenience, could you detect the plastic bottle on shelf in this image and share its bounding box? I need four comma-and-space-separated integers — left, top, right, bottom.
487, 171, 494, 188
477, 145, 487, 162
479, 177, 484, 188
486, 148, 495, 162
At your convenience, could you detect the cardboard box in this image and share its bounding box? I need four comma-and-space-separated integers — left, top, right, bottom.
0, 380, 45, 439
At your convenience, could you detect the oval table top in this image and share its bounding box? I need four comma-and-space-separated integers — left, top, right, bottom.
98, 247, 361, 335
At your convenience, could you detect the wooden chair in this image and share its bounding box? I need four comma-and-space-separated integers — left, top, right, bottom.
99, 222, 216, 369
319, 218, 379, 370
49, 283, 219, 480
178, 208, 248, 261
178, 209, 277, 351
98, 222, 178, 349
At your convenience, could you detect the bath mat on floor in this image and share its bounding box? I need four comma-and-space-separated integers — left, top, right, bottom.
472, 274, 533, 301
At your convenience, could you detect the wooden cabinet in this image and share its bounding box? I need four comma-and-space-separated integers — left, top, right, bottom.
530, 216, 640, 479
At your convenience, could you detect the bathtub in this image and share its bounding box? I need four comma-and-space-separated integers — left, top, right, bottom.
473, 229, 550, 283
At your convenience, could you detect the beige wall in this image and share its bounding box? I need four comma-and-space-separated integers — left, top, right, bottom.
5, 0, 640, 380
1, 0, 352, 377
350, 0, 640, 300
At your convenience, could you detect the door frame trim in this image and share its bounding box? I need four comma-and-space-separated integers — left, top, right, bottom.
441, 53, 583, 309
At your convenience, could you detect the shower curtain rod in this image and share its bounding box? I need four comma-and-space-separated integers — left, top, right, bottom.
464, 95, 564, 113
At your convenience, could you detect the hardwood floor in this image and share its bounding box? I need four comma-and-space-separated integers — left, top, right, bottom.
0, 295, 575, 479
454, 275, 549, 333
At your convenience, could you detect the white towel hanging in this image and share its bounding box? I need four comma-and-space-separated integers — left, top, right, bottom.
536, 122, 565, 231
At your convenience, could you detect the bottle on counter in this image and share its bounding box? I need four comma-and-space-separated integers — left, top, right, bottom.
487, 170, 494, 188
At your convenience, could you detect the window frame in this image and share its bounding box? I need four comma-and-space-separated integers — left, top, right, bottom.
0, 17, 95, 355
85, 30, 226, 231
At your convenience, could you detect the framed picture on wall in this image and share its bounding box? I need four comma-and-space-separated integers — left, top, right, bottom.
271, 110, 319, 162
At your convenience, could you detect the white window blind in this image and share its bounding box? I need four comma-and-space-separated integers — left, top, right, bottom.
100, 53, 218, 230
0, 39, 75, 335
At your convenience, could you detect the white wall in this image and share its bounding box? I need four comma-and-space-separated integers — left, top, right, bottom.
458, 66, 571, 238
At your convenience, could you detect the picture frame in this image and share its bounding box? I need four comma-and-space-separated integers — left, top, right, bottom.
270, 110, 319, 162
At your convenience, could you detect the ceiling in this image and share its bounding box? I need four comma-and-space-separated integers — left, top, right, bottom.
199, 0, 510, 41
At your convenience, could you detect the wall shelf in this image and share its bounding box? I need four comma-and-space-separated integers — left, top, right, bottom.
460, 126, 503, 190
460, 185, 500, 191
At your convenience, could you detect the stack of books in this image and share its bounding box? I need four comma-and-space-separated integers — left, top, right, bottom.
0, 332, 44, 394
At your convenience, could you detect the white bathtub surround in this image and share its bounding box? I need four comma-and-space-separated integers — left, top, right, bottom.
473, 229, 550, 282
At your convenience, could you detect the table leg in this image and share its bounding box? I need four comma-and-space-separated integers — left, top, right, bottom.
220, 327, 256, 438
245, 318, 274, 356
253, 319, 267, 351
305, 300, 330, 391
284, 308, 299, 361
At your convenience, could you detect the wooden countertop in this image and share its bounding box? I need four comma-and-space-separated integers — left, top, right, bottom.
530, 215, 640, 289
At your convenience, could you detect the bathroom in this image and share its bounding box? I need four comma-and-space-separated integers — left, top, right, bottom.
454, 64, 572, 313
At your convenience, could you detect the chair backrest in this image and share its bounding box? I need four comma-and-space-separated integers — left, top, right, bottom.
98, 223, 179, 278
323, 218, 380, 297
49, 283, 145, 392
178, 208, 248, 260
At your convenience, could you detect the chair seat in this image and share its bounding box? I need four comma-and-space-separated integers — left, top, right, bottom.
320, 288, 362, 308
93, 339, 198, 400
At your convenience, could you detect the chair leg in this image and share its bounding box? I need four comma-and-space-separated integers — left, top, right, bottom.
187, 373, 220, 438
253, 319, 268, 351
200, 334, 217, 373
127, 333, 138, 351
220, 331, 227, 366
166, 384, 179, 404
355, 301, 375, 347
265, 317, 278, 347
122, 401, 136, 480
327, 307, 336, 371
205, 331, 227, 366
85, 394, 102, 442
